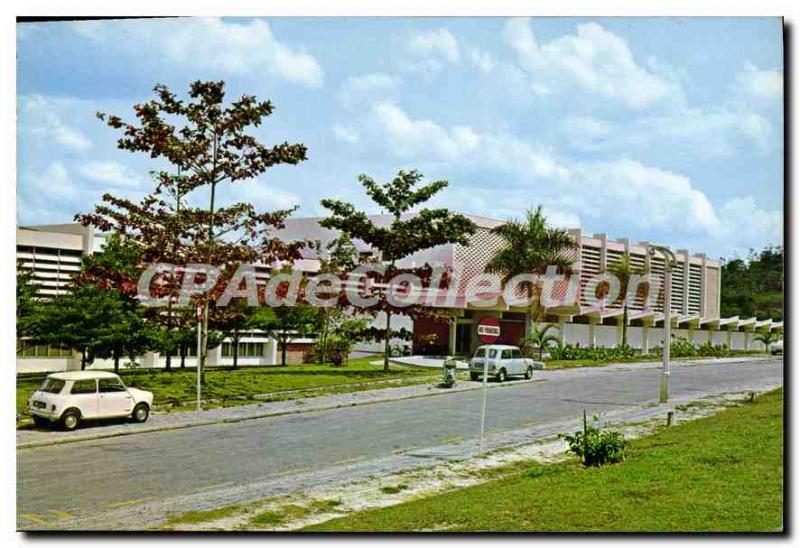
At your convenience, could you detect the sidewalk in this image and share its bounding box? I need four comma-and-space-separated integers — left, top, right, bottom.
17, 355, 778, 449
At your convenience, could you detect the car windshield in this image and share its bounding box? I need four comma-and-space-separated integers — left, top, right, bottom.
474, 348, 498, 359
38, 378, 66, 394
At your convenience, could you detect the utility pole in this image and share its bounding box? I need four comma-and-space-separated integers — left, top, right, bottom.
196, 304, 202, 411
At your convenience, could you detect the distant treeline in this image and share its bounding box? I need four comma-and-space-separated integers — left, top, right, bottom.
720, 245, 783, 321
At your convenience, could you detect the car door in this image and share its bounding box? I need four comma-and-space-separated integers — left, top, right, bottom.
510, 348, 524, 375
500, 349, 513, 373
98, 377, 134, 417
69, 379, 99, 418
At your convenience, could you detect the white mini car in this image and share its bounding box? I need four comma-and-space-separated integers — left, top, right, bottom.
27, 371, 153, 431
469, 344, 545, 382
770, 339, 783, 355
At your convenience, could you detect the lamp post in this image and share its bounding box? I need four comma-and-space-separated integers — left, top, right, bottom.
651, 246, 676, 403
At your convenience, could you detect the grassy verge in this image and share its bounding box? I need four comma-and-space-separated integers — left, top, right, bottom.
17, 357, 433, 421
544, 350, 768, 370
306, 388, 784, 532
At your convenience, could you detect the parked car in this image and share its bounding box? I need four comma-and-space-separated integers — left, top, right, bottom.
469, 344, 544, 382
27, 371, 153, 431
770, 339, 783, 355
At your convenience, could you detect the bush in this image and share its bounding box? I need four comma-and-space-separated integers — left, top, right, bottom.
650, 337, 733, 359
560, 412, 626, 467
547, 343, 638, 362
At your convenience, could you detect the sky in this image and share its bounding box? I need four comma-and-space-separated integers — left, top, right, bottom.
17, 17, 784, 260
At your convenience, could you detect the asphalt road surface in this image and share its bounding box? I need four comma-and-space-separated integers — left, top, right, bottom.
17, 358, 783, 529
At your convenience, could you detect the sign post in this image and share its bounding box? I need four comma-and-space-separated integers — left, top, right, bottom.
477, 316, 501, 453
196, 304, 202, 412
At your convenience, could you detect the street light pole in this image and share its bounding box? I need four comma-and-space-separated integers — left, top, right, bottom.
652, 245, 676, 403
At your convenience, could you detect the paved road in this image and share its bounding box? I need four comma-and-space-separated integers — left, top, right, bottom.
17, 358, 782, 529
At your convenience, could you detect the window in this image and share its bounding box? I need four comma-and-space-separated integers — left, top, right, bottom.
98, 378, 127, 393
501, 350, 513, 360
474, 348, 498, 359
221, 342, 264, 358
71, 380, 96, 394
39, 378, 65, 394
511, 349, 522, 359
17, 342, 72, 358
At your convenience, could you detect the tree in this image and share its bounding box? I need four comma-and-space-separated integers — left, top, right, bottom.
485, 206, 576, 326
211, 299, 253, 369
523, 323, 561, 360
84, 80, 307, 382
754, 330, 780, 351
247, 304, 321, 366
721, 246, 783, 321
607, 251, 644, 348
16, 264, 40, 354
325, 316, 371, 366
320, 170, 477, 370
315, 233, 359, 364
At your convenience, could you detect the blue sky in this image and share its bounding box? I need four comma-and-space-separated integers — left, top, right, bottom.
17, 17, 783, 259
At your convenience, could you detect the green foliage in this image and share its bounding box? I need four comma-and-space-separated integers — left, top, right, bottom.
548, 343, 638, 362
720, 246, 783, 321
560, 412, 626, 467
247, 304, 321, 366
754, 330, 780, 349
485, 206, 576, 321
651, 337, 735, 359
522, 323, 561, 360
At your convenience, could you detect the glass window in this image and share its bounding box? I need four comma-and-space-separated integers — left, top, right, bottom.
511, 349, 523, 359
70, 379, 97, 394
501, 350, 512, 360
473, 347, 498, 359
98, 378, 127, 393
39, 378, 66, 394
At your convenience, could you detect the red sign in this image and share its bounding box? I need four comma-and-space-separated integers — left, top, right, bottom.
477, 316, 501, 344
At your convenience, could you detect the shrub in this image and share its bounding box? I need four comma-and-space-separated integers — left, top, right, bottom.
560, 411, 626, 467
547, 343, 638, 362
650, 337, 733, 359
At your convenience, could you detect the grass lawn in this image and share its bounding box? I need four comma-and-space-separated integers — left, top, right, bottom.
306, 388, 784, 532
16, 357, 433, 420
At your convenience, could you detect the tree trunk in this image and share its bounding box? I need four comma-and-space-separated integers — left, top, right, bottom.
280, 336, 287, 366
165, 352, 172, 373
383, 311, 391, 372
81, 347, 87, 370
180, 343, 187, 369
232, 333, 239, 369
113, 347, 120, 374
621, 303, 629, 348
320, 309, 329, 364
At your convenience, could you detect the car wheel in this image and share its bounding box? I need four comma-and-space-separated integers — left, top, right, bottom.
61, 409, 80, 431
32, 416, 49, 428
496, 369, 507, 383
524, 366, 533, 380
132, 403, 150, 423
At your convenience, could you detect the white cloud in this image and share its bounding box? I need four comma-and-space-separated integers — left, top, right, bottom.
469, 47, 495, 73
503, 18, 681, 109
26, 162, 75, 200
79, 161, 145, 188
332, 123, 360, 144
227, 182, 302, 212
717, 196, 782, 251
371, 102, 479, 160
737, 61, 783, 99
71, 18, 323, 87
20, 95, 92, 152
408, 27, 460, 63
338, 73, 401, 110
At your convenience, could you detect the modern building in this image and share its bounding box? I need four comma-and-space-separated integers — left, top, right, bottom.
17, 216, 783, 373
278, 214, 783, 357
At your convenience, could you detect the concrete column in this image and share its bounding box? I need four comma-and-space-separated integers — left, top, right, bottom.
588, 318, 597, 348
595, 233, 608, 272
642, 323, 650, 354
142, 352, 157, 367
744, 331, 750, 351
269, 337, 278, 365
727, 328, 733, 349
207, 345, 222, 366
616, 316, 624, 347
677, 249, 690, 315
558, 316, 567, 346
698, 253, 707, 316
448, 319, 457, 356
708, 328, 713, 345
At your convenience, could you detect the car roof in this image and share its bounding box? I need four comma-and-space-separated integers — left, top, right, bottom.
476, 344, 519, 350
48, 371, 121, 381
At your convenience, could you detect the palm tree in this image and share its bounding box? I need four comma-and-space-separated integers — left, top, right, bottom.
754, 330, 780, 351
608, 251, 644, 348
486, 206, 576, 325
523, 323, 561, 360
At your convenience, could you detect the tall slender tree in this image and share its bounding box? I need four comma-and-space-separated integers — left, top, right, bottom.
85, 80, 307, 382
608, 251, 644, 348
320, 170, 477, 370
486, 206, 576, 328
